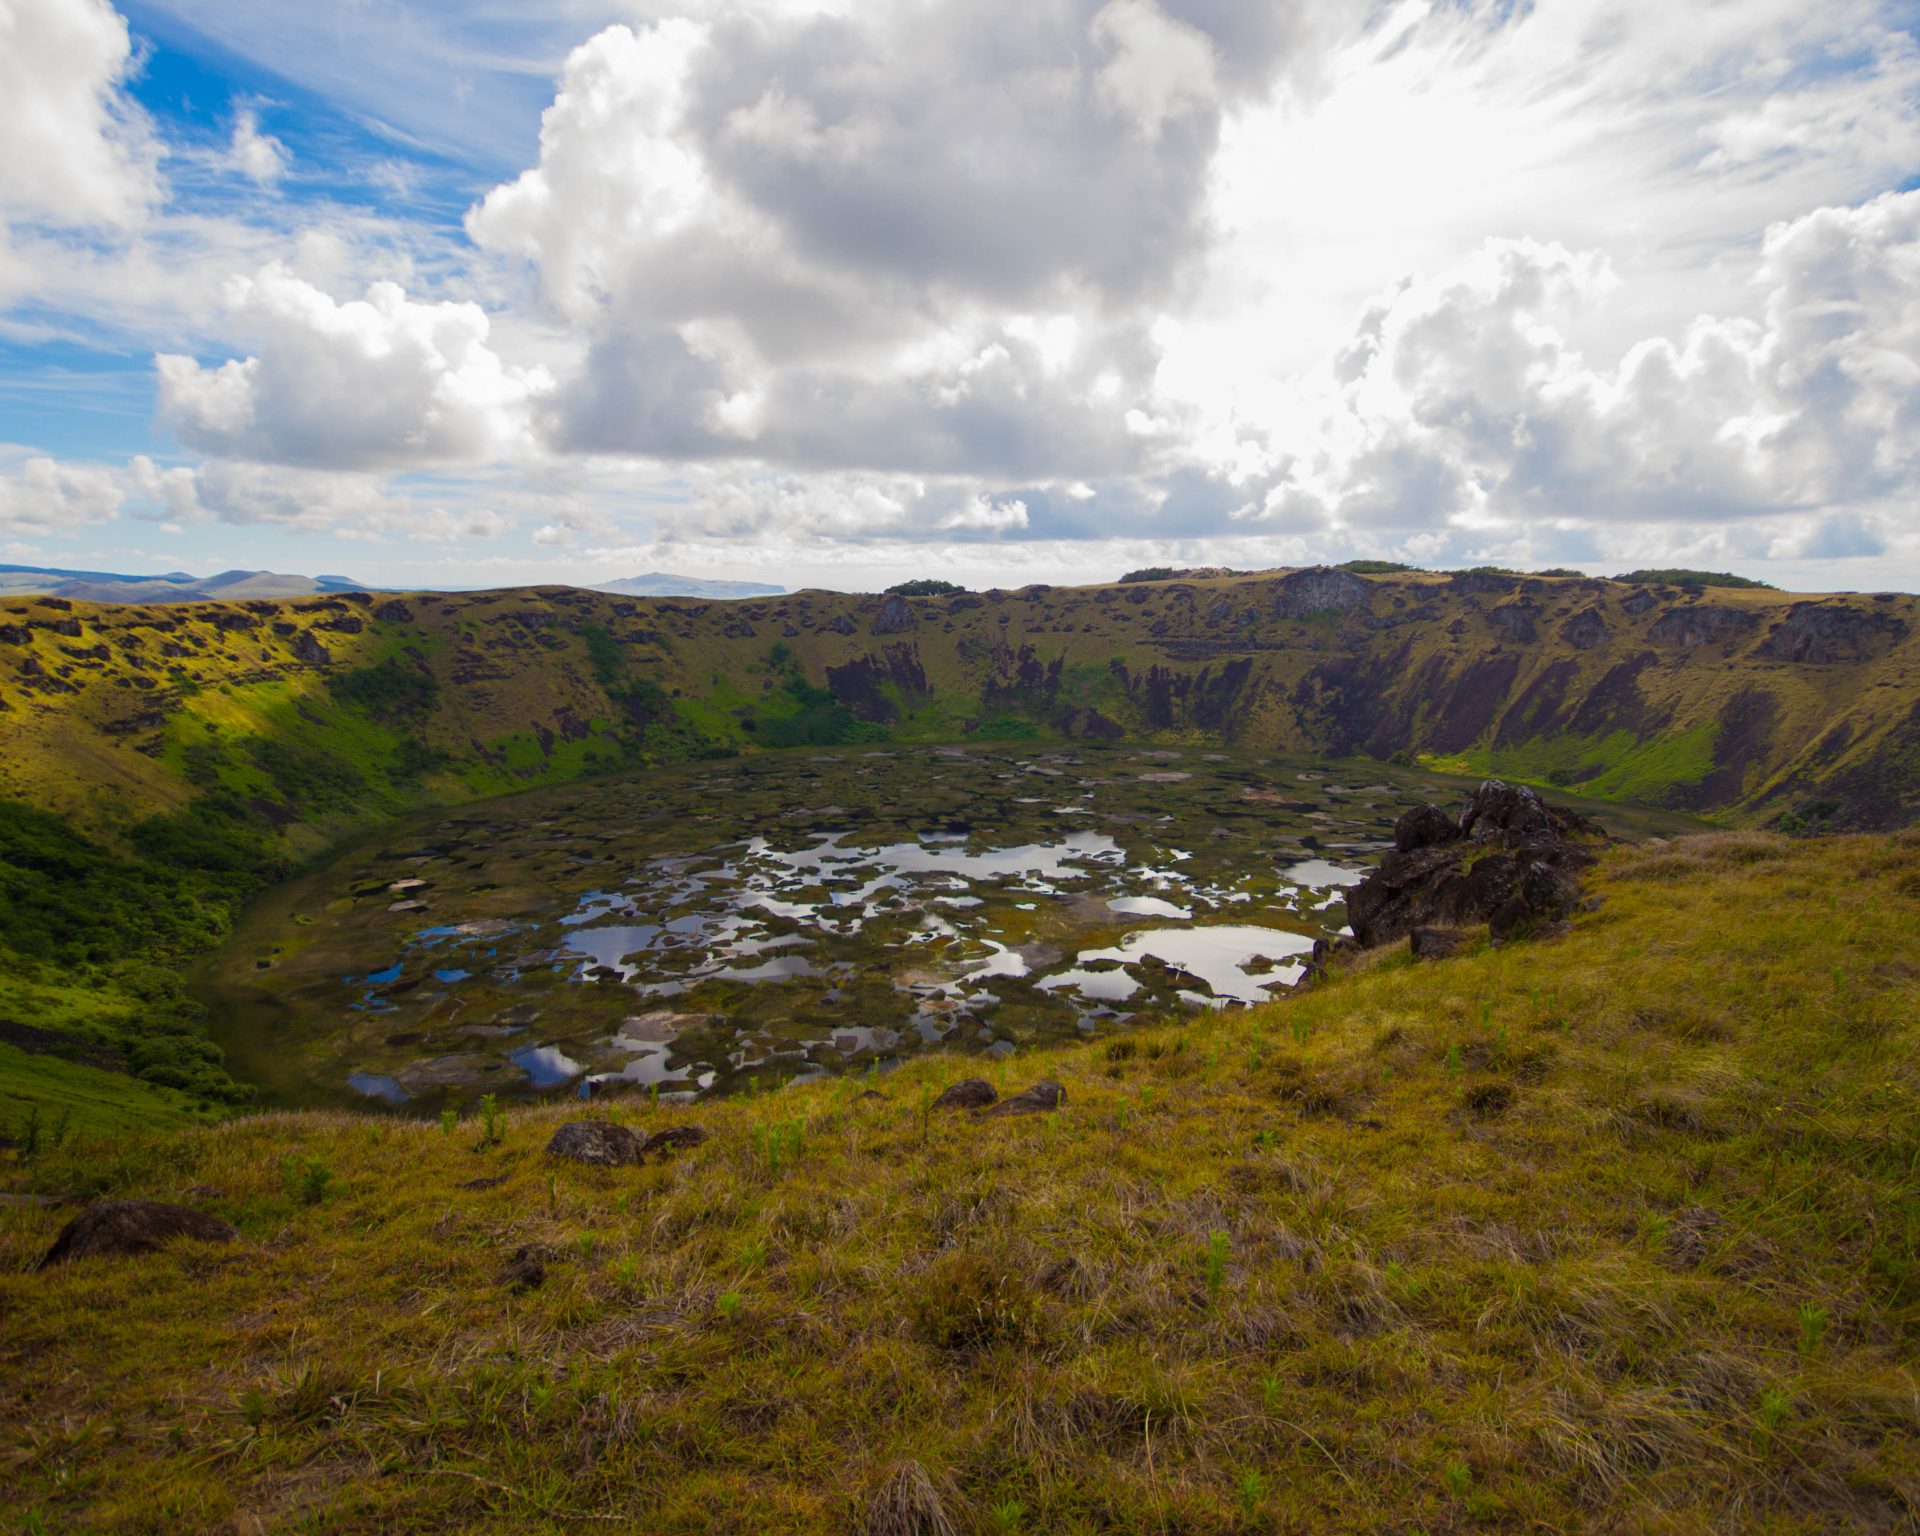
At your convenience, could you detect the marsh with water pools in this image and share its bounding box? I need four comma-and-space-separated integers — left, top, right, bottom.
204, 743, 1691, 1110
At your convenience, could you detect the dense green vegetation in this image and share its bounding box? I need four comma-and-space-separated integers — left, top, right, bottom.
1615, 568, 1778, 589
327, 656, 440, 717
0, 800, 268, 1123
1336, 559, 1417, 573
884, 578, 968, 596
6, 832, 1917, 1532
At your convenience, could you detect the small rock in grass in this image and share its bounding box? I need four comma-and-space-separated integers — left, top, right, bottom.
498, 1245, 547, 1291
458, 1174, 508, 1191
931, 1078, 997, 1111
39, 1199, 237, 1269
1409, 926, 1462, 960
977, 1081, 1067, 1118
641, 1125, 708, 1157
545, 1120, 644, 1167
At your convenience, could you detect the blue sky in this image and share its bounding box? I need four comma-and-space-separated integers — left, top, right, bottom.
2, 0, 1919, 593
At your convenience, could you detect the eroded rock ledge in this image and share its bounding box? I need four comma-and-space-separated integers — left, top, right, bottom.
1334, 780, 1606, 963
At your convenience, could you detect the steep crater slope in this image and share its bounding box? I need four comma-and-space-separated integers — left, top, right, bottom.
2, 568, 1914, 850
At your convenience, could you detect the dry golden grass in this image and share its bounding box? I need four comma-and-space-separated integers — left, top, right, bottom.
2, 832, 1918, 1533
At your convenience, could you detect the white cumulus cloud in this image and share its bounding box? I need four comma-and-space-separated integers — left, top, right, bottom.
156, 263, 553, 469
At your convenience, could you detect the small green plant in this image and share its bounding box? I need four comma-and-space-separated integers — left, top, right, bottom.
614, 1254, 638, 1286
759, 1117, 805, 1175
1253, 1128, 1278, 1152
577, 1231, 597, 1261
438, 1108, 457, 1138
19, 1106, 40, 1159
1205, 1229, 1231, 1305
1259, 1372, 1282, 1412
990, 1497, 1026, 1534
280, 1155, 334, 1206
1445, 1043, 1464, 1073
1443, 1460, 1472, 1497
737, 1238, 769, 1271
1235, 1470, 1268, 1517
1757, 1386, 1793, 1440
1291, 1016, 1311, 1046
717, 1290, 744, 1319
1797, 1302, 1829, 1360
235, 1386, 268, 1428
478, 1093, 503, 1146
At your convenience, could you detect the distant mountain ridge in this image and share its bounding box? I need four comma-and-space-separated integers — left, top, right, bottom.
0, 563, 366, 603
591, 571, 786, 599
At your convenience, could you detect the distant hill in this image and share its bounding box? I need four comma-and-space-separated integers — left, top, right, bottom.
0, 563, 365, 603
591, 571, 786, 600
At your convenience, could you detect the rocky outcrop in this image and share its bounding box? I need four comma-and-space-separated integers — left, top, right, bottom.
1489, 603, 1540, 643
1271, 566, 1371, 620
291, 631, 332, 665
932, 1078, 997, 1110
373, 599, 415, 623
39, 1199, 238, 1268
1344, 781, 1602, 949
871, 595, 916, 635
978, 1080, 1067, 1118
546, 1120, 644, 1166
641, 1125, 708, 1157
1560, 609, 1609, 650
1754, 602, 1909, 665
1648, 605, 1756, 649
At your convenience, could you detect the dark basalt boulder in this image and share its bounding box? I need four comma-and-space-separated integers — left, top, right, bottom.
871, 595, 916, 635
291, 631, 332, 665
932, 1078, 997, 1111
825, 614, 857, 636
39, 1199, 238, 1268
1346, 780, 1601, 949
1393, 802, 1459, 853
1409, 926, 1463, 960
498, 1244, 547, 1290
641, 1125, 708, 1157
545, 1120, 644, 1166
978, 1081, 1066, 1118
373, 599, 414, 623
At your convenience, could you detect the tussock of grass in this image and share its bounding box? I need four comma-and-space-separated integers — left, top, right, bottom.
3, 833, 1919, 1532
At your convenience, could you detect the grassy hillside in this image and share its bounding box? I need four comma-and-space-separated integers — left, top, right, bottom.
3, 831, 1916, 1532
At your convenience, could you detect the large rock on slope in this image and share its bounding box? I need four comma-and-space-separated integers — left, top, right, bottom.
546, 1120, 644, 1166
39, 1200, 238, 1268
1346, 780, 1601, 948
